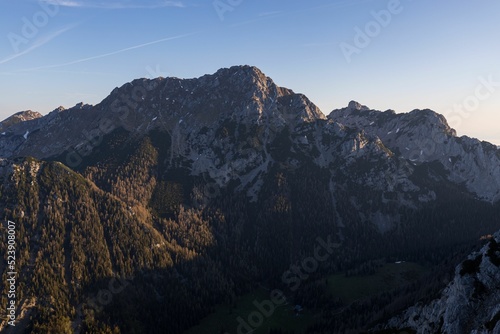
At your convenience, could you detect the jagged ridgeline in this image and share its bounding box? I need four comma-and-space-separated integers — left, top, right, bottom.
1, 66, 500, 333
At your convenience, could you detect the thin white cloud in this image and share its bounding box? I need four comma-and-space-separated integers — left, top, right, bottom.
20, 32, 199, 71
0, 25, 76, 65
45, 0, 81, 7
231, 1, 377, 30
40, 0, 185, 9
28, 69, 116, 75
0, 71, 31, 76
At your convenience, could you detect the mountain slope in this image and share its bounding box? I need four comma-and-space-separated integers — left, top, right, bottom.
0, 66, 499, 333
0, 155, 234, 333
0, 66, 323, 161
330, 101, 500, 202
378, 232, 500, 333
0, 110, 42, 133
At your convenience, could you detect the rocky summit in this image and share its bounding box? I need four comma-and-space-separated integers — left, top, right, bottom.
2, 66, 499, 206
330, 102, 500, 202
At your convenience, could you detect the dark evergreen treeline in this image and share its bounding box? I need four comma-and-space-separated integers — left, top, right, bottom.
0, 126, 499, 333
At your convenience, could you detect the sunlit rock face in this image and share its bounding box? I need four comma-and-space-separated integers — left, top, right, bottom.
380, 231, 500, 334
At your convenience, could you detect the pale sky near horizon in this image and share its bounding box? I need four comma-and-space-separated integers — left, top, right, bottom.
1, 0, 499, 144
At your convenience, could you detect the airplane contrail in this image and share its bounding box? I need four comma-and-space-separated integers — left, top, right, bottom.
20, 31, 199, 71
0, 25, 76, 65
39, 0, 185, 9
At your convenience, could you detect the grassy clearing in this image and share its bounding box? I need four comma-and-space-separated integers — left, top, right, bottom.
184, 288, 315, 334
327, 262, 429, 304
185, 262, 428, 333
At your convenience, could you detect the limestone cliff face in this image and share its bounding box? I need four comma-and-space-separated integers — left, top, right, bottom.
330, 101, 500, 202
380, 231, 500, 334
1, 67, 499, 216
0, 66, 323, 160
0, 110, 42, 133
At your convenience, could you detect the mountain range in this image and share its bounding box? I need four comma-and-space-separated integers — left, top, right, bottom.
1, 65, 499, 333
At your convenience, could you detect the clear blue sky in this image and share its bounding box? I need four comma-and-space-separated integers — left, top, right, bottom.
1, 0, 499, 144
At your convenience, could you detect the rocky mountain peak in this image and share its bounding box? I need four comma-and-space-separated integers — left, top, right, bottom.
1, 110, 42, 123
0, 66, 327, 162
327, 103, 500, 202
52, 106, 66, 113
95, 65, 325, 133
72, 102, 93, 110
347, 100, 370, 111
406, 108, 455, 135
1, 66, 499, 203
0, 110, 42, 132
215, 64, 267, 80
